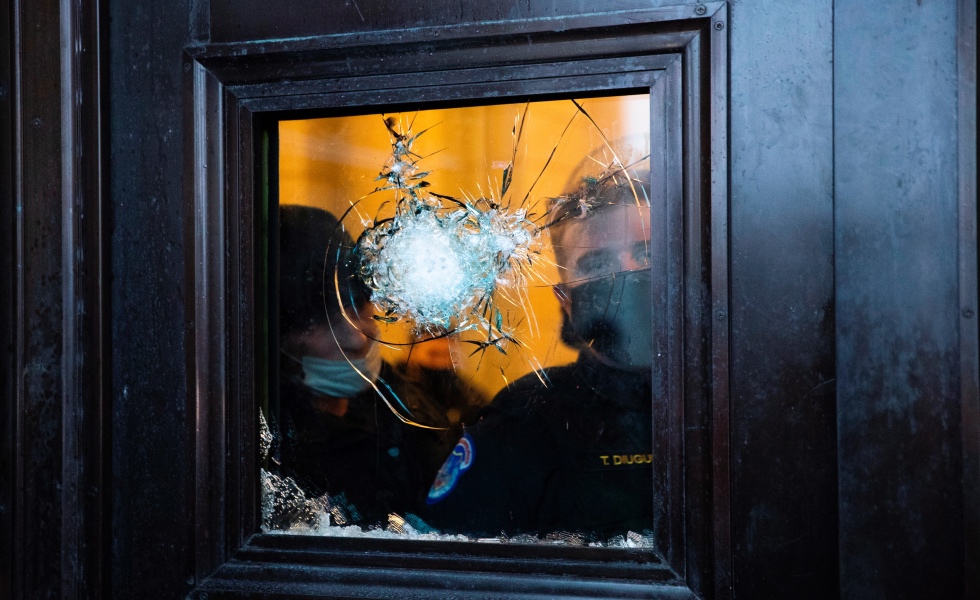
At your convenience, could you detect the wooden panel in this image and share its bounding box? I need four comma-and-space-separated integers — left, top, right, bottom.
107, 4, 731, 600
107, 1, 196, 597
61, 0, 109, 596
10, 0, 67, 597
727, 1, 838, 598
0, 0, 15, 595
835, 1, 964, 598
0, 0, 960, 598
208, 0, 687, 45
1, 0, 109, 598
957, 1, 979, 596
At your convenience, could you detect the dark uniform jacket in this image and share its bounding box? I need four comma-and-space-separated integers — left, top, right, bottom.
275, 361, 479, 527
424, 352, 653, 539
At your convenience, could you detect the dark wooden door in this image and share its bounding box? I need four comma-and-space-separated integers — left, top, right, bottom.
1, 1, 976, 599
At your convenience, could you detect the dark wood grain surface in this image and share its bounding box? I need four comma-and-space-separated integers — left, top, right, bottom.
1, 1, 975, 599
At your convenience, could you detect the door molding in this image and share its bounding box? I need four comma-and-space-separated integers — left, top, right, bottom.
1, 0, 109, 599
184, 4, 730, 598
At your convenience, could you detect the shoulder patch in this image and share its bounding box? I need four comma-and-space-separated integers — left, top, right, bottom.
426, 432, 475, 504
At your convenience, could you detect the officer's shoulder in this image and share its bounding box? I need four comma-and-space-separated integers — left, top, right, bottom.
482, 363, 578, 415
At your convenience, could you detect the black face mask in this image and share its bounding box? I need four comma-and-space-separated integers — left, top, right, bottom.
565, 269, 652, 371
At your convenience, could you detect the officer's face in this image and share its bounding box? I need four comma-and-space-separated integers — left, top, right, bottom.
554, 204, 653, 370
288, 303, 379, 361
557, 204, 651, 286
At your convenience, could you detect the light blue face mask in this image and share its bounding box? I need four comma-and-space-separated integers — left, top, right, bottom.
299, 342, 382, 398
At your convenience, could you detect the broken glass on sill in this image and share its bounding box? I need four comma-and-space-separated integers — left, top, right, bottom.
265, 95, 655, 548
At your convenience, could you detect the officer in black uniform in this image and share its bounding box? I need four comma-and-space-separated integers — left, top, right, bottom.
424, 172, 654, 540
276, 360, 458, 527
272, 205, 469, 528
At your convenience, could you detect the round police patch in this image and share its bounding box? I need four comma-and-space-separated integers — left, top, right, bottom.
426, 432, 474, 504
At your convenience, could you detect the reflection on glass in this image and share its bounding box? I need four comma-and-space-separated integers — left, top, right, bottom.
262, 95, 655, 547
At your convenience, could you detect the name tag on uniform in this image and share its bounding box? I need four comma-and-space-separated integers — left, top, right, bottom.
596, 453, 653, 468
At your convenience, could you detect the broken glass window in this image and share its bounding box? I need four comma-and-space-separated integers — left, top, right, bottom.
265, 95, 655, 548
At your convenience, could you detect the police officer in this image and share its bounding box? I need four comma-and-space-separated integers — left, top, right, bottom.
424, 171, 654, 540
273, 205, 461, 528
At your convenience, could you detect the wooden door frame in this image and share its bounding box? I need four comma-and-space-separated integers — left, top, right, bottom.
184, 3, 730, 599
